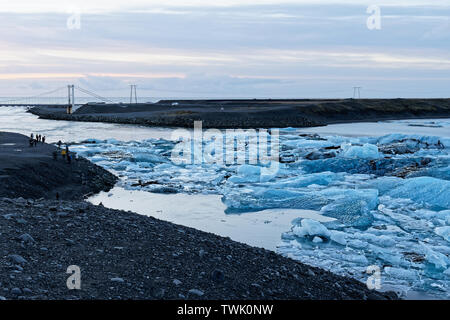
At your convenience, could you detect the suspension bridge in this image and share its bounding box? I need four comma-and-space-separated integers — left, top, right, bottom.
0, 85, 129, 114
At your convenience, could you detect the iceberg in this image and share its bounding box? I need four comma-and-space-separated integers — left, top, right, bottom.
421, 244, 449, 270
340, 143, 381, 159
292, 219, 331, 239
387, 177, 450, 209
435, 226, 450, 242
329, 230, 348, 246
319, 188, 378, 227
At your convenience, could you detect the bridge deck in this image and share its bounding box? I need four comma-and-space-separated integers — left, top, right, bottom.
0, 104, 77, 107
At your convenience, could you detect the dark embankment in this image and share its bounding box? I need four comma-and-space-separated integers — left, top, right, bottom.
29, 98, 450, 129
0, 132, 117, 200
0, 198, 397, 300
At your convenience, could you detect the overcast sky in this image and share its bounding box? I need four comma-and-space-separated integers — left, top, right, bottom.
1, 0, 449, 98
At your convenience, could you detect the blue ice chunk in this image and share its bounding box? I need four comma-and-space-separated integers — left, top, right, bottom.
388, 177, 450, 209
409, 164, 450, 181
340, 143, 380, 159
131, 153, 166, 163
300, 157, 428, 176
265, 172, 342, 189
376, 133, 450, 148
228, 165, 262, 183
329, 230, 348, 245
421, 244, 449, 270
319, 188, 378, 227
435, 226, 450, 242
292, 219, 331, 239
385, 267, 419, 281
366, 177, 403, 195
237, 164, 261, 177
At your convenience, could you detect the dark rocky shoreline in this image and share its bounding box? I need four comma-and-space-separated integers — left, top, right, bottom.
0, 131, 397, 300
0, 132, 117, 200
29, 98, 450, 129
0, 198, 397, 300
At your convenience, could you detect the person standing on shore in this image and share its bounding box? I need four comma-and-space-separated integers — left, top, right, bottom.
42, 136, 46, 144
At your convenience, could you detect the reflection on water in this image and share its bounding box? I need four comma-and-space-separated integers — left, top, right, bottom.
299, 119, 450, 138
88, 187, 333, 251
0, 107, 173, 143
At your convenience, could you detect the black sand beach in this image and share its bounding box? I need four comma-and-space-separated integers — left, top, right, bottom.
0, 198, 397, 300
0, 132, 396, 300
30, 98, 450, 129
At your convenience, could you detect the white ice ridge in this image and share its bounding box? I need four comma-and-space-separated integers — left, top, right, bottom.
69, 120, 450, 298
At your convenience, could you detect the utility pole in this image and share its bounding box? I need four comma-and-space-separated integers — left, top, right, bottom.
353, 87, 362, 99
130, 85, 138, 104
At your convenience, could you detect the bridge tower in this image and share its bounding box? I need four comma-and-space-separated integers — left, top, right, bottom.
67, 85, 75, 114
130, 84, 137, 104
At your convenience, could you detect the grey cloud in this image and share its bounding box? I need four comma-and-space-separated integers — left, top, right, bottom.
0, 3, 449, 97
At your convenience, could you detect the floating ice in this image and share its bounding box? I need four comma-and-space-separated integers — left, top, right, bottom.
387, 177, 450, 209
435, 226, 450, 242
292, 219, 331, 239
319, 188, 378, 227
340, 143, 380, 159
421, 244, 449, 270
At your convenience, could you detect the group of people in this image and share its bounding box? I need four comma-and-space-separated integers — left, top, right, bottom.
29, 133, 46, 147
53, 140, 73, 164
29, 133, 75, 164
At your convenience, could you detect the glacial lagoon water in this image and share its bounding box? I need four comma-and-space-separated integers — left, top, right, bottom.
1, 106, 449, 299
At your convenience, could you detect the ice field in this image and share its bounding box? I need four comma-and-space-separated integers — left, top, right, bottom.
68, 119, 450, 299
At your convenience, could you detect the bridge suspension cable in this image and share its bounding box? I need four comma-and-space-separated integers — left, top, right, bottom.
0, 86, 67, 104
76, 86, 115, 103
